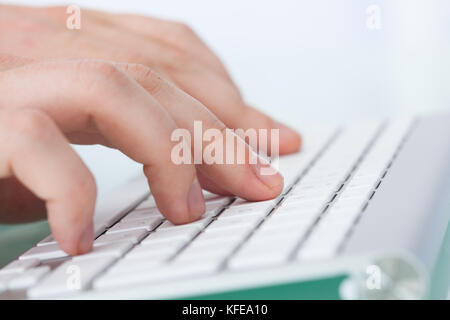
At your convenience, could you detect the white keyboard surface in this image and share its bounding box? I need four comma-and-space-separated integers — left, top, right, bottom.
0, 119, 414, 298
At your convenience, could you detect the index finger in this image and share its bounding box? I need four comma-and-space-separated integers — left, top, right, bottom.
117, 63, 285, 201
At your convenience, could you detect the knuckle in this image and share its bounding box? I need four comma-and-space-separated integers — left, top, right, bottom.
74, 60, 129, 90
122, 63, 165, 95
73, 60, 131, 114
121, 62, 152, 77
77, 59, 124, 80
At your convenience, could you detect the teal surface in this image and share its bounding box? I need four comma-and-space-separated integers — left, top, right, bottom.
0, 220, 449, 299
0, 220, 50, 268
184, 275, 346, 300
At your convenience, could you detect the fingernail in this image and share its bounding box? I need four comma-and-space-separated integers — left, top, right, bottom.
251, 156, 284, 189
187, 178, 205, 219
78, 222, 93, 254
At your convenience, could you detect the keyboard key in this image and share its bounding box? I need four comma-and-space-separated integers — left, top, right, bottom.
72, 242, 133, 261
37, 235, 57, 247
94, 259, 219, 290
248, 229, 301, 247
228, 234, 297, 270
228, 248, 290, 270
211, 214, 262, 229
28, 256, 116, 298
125, 242, 181, 260
94, 229, 148, 245
195, 227, 249, 243
230, 198, 277, 209
106, 217, 163, 234
258, 218, 313, 235
19, 244, 68, 261
269, 206, 319, 220
220, 204, 272, 219
0, 258, 40, 275
158, 217, 211, 230
107, 258, 165, 275
141, 227, 199, 244
124, 249, 173, 261
0, 273, 18, 289
204, 198, 231, 213
134, 197, 157, 210
217, 211, 265, 222
121, 208, 163, 222
279, 199, 325, 215
8, 266, 50, 290
177, 243, 235, 262
331, 197, 367, 212
325, 207, 361, 222
188, 234, 240, 249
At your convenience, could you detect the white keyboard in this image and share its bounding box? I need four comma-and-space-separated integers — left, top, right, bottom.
0, 118, 414, 298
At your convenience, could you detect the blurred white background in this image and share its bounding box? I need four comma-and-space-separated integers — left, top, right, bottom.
3, 0, 450, 196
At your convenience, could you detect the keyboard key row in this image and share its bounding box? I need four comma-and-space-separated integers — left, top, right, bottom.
296, 118, 412, 261
228, 121, 382, 269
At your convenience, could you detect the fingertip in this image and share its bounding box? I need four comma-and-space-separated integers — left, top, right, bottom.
51, 220, 93, 256
275, 122, 302, 155
77, 221, 94, 254
187, 178, 205, 220
249, 157, 284, 199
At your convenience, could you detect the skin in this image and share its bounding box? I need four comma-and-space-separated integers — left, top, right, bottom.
0, 5, 302, 256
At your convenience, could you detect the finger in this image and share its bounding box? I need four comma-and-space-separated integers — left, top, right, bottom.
84, 10, 233, 82
0, 7, 174, 81
166, 63, 302, 155
1, 8, 296, 158
196, 170, 232, 196
116, 62, 284, 200
22, 6, 233, 84
0, 108, 96, 255
16, 6, 213, 84
0, 59, 205, 224
86, 11, 302, 154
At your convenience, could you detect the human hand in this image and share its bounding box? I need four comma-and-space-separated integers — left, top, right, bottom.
0, 5, 301, 256
0, 5, 301, 154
